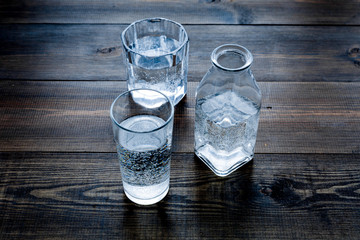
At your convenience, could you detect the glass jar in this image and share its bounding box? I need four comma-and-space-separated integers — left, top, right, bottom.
194, 44, 262, 177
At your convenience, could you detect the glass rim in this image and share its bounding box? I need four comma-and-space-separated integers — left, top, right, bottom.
121, 17, 189, 58
211, 44, 253, 72
110, 88, 174, 134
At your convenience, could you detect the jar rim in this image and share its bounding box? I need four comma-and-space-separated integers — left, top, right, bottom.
211, 44, 253, 72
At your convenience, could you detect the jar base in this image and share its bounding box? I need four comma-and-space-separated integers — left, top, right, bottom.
195, 148, 253, 177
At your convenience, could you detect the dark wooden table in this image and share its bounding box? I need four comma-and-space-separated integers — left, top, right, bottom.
1, 1, 360, 239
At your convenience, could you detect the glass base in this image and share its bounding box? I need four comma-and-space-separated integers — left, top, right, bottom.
195, 149, 253, 177
128, 81, 186, 106
124, 185, 169, 205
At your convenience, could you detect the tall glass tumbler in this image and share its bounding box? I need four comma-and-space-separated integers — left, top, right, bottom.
121, 17, 189, 105
110, 89, 174, 205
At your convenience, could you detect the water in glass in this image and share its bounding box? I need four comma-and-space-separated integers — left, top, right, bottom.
127, 35, 187, 105
116, 115, 171, 205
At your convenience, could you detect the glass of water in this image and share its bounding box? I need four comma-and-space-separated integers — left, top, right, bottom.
121, 17, 189, 105
110, 89, 174, 205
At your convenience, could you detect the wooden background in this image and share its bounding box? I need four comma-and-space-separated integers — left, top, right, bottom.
1, 0, 360, 239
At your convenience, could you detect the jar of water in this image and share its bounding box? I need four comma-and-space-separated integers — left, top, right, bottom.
194, 44, 262, 177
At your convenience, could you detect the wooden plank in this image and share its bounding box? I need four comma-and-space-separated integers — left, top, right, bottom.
1, 24, 360, 82
0, 0, 360, 25
0, 81, 359, 154
1, 152, 360, 239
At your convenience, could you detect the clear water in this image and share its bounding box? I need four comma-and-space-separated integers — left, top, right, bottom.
195, 91, 260, 176
128, 35, 187, 105
116, 115, 171, 205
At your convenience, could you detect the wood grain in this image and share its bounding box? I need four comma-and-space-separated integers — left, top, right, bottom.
1, 152, 360, 239
0, 81, 359, 154
0, 0, 359, 25
1, 25, 360, 81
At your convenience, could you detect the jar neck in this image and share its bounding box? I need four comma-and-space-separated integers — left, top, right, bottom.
211, 63, 251, 75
